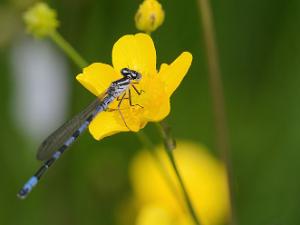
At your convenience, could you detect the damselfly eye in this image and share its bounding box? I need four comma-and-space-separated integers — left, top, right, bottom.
121, 68, 142, 81
121, 68, 131, 76
133, 71, 142, 81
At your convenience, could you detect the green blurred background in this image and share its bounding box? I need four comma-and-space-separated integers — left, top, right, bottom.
0, 0, 300, 224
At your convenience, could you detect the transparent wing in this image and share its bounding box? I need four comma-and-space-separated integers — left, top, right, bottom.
36, 93, 106, 161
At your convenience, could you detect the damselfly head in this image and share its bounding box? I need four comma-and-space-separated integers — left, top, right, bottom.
121, 68, 142, 81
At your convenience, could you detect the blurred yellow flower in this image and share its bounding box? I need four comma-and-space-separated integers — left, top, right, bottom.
23, 2, 59, 38
129, 141, 229, 225
135, 0, 165, 33
136, 204, 174, 225
76, 33, 192, 140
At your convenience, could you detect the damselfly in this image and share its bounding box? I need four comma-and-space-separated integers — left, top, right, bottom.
17, 68, 143, 199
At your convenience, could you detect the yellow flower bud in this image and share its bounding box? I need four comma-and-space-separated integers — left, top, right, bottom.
135, 0, 164, 34
23, 2, 59, 38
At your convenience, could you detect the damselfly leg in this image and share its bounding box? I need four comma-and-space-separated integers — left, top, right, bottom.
132, 84, 145, 95
107, 86, 145, 130
117, 92, 131, 130
128, 88, 144, 108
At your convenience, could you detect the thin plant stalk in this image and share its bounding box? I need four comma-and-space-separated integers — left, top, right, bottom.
147, 29, 201, 225
197, 0, 236, 224
156, 122, 202, 225
136, 131, 184, 207
50, 31, 88, 68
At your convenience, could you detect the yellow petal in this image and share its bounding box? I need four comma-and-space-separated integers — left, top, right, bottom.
112, 33, 156, 77
121, 107, 148, 132
153, 98, 170, 121
135, 204, 174, 225
137, 73, 170, 122
158, 52, 192, 97
76, 63, 121, 96
89, 111, 128, 140
89, 106, 149, 140
145, 96, 170, 122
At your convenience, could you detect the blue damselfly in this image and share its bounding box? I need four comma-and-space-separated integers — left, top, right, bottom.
17, 68, 143, 199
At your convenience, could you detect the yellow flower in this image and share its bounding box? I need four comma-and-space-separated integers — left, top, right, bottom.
135, 0, 165, 33
76, 33, 192, 140
136, 204, 175, 225
23, 2, 59, 38
130, 141, 229, 225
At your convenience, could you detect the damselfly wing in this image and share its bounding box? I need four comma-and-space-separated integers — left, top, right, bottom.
37, 96, 103, 161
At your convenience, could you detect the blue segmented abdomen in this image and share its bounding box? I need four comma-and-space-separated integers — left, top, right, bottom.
18, 84, 128, 199
17, 176, 38, 199
17, 101, 108, 199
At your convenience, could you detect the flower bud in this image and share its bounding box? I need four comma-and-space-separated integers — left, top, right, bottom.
23, 2, 59, 38
135, 0, 164, 34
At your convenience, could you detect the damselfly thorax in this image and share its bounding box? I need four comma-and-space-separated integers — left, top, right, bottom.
17, 68, 144, 199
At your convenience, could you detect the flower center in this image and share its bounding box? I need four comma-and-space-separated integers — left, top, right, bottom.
111, 87, 145, 131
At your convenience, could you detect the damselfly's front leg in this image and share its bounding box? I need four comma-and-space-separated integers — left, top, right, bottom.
105, 92, 129, 112
128, 89, 143, 108
117, 92, 131, 130
107, 85, 144, 111
131, 84, 145, 96
105, 85, 145, 130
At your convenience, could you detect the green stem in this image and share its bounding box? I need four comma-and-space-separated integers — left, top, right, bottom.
156, 122, 202, 225
136, 131, 155, 151
197, 0, 236, 224
136, 131, 182, 206
49, 31, 88, 68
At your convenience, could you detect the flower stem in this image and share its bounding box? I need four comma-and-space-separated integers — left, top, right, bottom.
197, 0, 236, 224
143, 30, 199, 223
136, 131, 182, 206
49, 31, 88, 68
136, 130, 155, 151
156, 122, 202, 225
